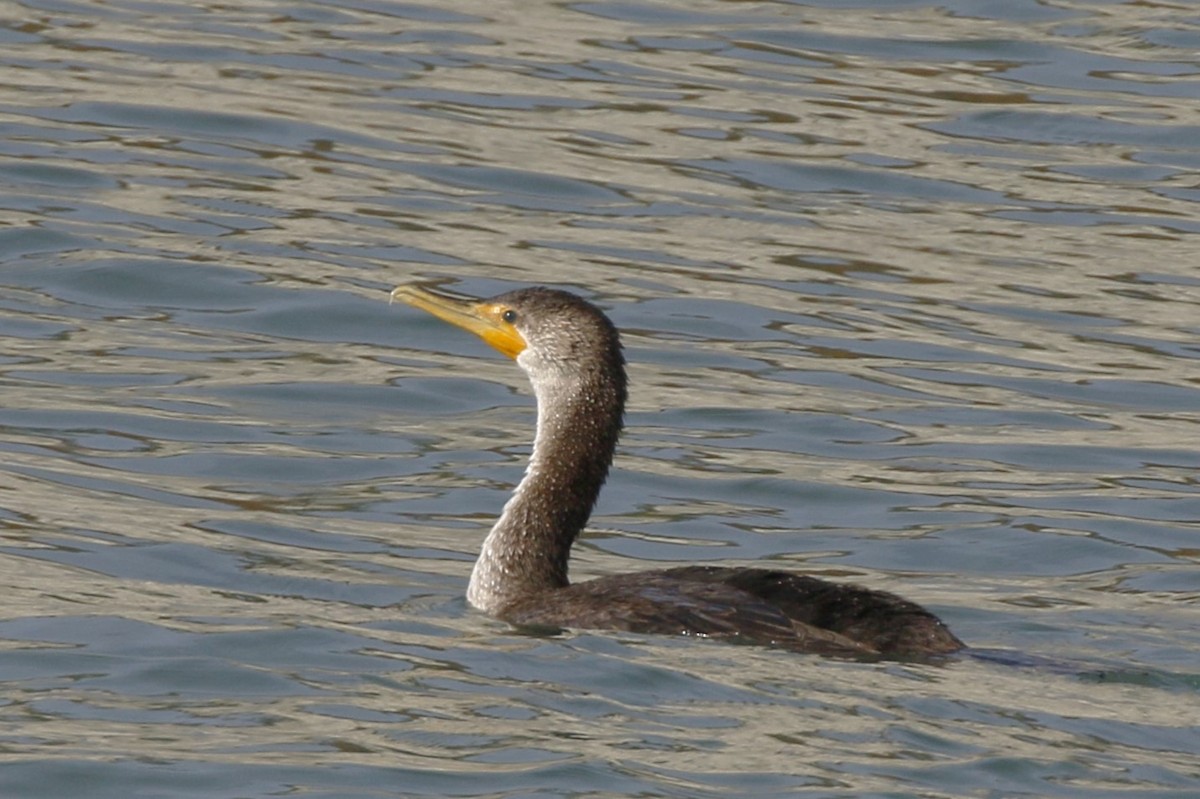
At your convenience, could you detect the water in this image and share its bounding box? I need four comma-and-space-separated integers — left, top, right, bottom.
1, 0, 1198, 796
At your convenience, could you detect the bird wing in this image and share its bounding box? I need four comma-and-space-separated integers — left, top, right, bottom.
500, 571, 874, 657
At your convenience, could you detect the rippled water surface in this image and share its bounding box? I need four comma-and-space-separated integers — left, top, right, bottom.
2, 1, 1198, 796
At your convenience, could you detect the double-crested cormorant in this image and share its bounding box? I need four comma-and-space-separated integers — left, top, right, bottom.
392, 284, 963, 658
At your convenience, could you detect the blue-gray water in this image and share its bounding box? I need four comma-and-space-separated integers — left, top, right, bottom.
1, 1, 1198, 797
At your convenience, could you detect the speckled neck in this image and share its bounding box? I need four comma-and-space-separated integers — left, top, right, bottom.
466, 352, 625, 614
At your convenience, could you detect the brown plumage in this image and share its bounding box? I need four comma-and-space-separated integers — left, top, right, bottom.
392, 284, 963, 659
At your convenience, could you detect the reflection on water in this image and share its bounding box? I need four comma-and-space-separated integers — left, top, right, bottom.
1, 1, 1198, 797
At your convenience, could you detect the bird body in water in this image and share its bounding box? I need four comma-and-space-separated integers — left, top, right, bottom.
392, 284, 963, 659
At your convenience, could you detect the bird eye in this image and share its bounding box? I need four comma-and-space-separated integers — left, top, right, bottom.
501, 309, 518, 324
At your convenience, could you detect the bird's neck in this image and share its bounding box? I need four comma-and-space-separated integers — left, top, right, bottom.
467, 366, 624, 614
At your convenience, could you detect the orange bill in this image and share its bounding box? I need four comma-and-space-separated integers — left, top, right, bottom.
390, 284, 526, 359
